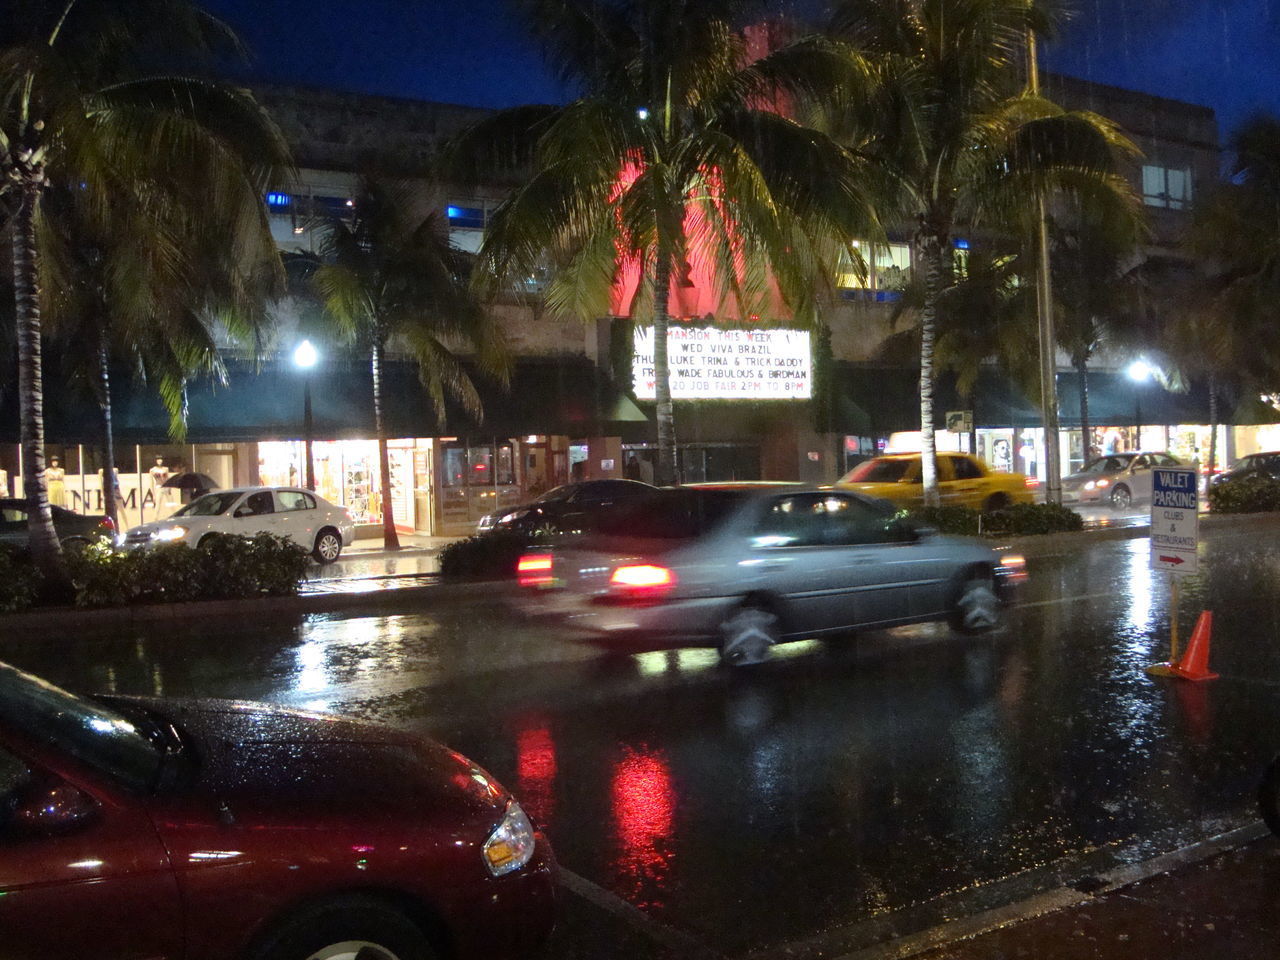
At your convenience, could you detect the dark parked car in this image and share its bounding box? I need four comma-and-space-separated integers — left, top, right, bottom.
477, 479, 658, 534
0, 661, 556, 960
1212, 451, 1280, 487
0, 498, 112, 550
516, 485, 1027, 665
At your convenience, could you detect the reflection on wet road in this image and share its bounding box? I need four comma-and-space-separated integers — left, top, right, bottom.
5, 524, 1280, 957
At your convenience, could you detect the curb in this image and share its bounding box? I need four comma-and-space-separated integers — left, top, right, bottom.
0, 579, 516, 634
999, 509, 1280, 559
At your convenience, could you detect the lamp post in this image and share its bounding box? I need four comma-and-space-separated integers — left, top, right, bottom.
1128, 359, 1152, 450
293, 340, 319, 490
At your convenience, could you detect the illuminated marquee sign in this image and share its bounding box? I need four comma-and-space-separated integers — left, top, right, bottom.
633, 326, 812, 400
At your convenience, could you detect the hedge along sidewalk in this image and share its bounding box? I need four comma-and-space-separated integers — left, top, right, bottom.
992, 509, 1280, 559
6, 512, 1280, 635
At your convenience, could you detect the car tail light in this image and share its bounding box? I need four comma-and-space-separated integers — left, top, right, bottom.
1024, 476, 1039, 488
998, 553, 1028, 583
609, 564, 676, 595
98, 516, 115, 532
517, 553, 554, 587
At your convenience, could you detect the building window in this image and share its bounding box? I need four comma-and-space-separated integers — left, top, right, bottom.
836, 241, 911, 300
1142, 164, 1192, 210
447, 199, 503, 253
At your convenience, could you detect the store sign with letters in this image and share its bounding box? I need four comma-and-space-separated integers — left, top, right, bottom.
1150, 467, 1199, 575
632, 326, 812, 399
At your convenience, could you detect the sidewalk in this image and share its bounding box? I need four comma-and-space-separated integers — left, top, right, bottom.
342, 532, 461, 558
909, 828, 1280, 960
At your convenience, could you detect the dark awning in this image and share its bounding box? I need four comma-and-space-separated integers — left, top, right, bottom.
0, 354, 643, 444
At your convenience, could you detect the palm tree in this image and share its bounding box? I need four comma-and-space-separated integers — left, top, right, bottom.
312, 176, 509, 550
826, 0, 1140, 505
1173, 116, 1280, 473
1, 0, 288, 578
40, 166, 283, 531
447, 0, 884, 485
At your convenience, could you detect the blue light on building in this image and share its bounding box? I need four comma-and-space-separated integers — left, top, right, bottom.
953, 237, 970, 250
266, 192, 292, 207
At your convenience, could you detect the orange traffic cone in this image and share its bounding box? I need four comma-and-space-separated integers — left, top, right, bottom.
1170, 611, 1219, 682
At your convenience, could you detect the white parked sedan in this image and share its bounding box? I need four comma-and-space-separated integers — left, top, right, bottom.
123, 487, 356, 563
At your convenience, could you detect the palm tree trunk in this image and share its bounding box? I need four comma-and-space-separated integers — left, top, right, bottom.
1207, 373, 1219, 478
97, 326, 121, 531
371, 338, 400, 551
917, 235, 943, 508
13, 177, 64, 579
1075, 354, 1092, 466
653, 254, 677, 486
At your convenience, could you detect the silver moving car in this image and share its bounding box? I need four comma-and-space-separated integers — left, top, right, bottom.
516, 485, 1026, 664
1060, 452, 1191, 510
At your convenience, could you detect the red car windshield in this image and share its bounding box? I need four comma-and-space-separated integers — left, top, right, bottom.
0, 663, 162, 792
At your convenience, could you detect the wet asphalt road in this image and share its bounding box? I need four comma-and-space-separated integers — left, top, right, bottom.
5, 523, 1280, 958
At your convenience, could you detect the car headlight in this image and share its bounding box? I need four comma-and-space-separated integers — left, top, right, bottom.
1083, 481, 1095, 490
997, 553, 1028, 583
482, 800, 536, 877
152, 526, 188, 542
498, 509, 532, 525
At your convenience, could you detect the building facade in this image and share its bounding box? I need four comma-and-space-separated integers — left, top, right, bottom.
5, 75, 1273, 536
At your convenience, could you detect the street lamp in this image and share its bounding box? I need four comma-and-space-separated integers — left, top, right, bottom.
293, 340, 319, 490
1127, 359, 1152, 450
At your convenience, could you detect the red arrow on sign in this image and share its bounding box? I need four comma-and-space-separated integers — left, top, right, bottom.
1158, 555, 1186, 565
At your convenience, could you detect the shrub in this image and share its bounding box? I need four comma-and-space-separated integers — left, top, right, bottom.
1208, 475, 1280, 514
906, 505, 981, 536
440, 529, 548, 580
980, 502, 1085, 536
0, 545, 41, 613
64, 533, 310, 608
903, 501, 1083, 538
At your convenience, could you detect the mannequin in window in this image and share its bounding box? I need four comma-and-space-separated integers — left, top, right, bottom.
45, 457, 66, 507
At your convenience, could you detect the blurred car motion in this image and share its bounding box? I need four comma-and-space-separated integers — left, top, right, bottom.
835, 453, 1035, 511
516, 485, 1026, 665
0, 660, 556, 960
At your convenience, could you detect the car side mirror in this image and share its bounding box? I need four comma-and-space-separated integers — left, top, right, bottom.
11, 779, 99, 837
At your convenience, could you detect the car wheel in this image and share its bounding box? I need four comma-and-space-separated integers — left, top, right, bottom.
983, 493, 1011, 512
950, 575, 1002, 634
1109, 484, 1133, 510
313, 528, 343, 564
251, 896, 437, 960
718, 603, 780, 666
1260, 758, 1280, 837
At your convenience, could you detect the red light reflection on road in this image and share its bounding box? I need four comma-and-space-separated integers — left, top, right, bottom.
610, 746, 675, 910
516, 724, 557, 826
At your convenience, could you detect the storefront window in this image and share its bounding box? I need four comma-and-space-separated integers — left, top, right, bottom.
443, 447, 466, 488
468, 445, 494, 486
496, 443, 515, 485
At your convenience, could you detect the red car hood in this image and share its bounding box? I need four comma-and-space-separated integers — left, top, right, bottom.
129, 698, 510, 830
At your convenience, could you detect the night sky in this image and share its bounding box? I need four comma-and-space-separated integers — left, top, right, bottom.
204, 0, 1280, 144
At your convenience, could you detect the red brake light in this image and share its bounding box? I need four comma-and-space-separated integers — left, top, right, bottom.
610, 564, 676, 589
517, 553, 554, 587
1024, 476, 1039, 487
99, 516, 115, 531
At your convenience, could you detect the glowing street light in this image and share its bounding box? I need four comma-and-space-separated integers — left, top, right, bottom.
293, 339, 318, 370
294, 341, 319, 489
1127, 359, 1153, 382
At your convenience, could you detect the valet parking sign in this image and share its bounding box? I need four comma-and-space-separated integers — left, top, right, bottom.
1150, 467, 1199, 576
632, 326, 812, 399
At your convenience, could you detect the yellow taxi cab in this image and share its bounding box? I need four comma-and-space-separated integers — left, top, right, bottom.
835, 452, 1036, 511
